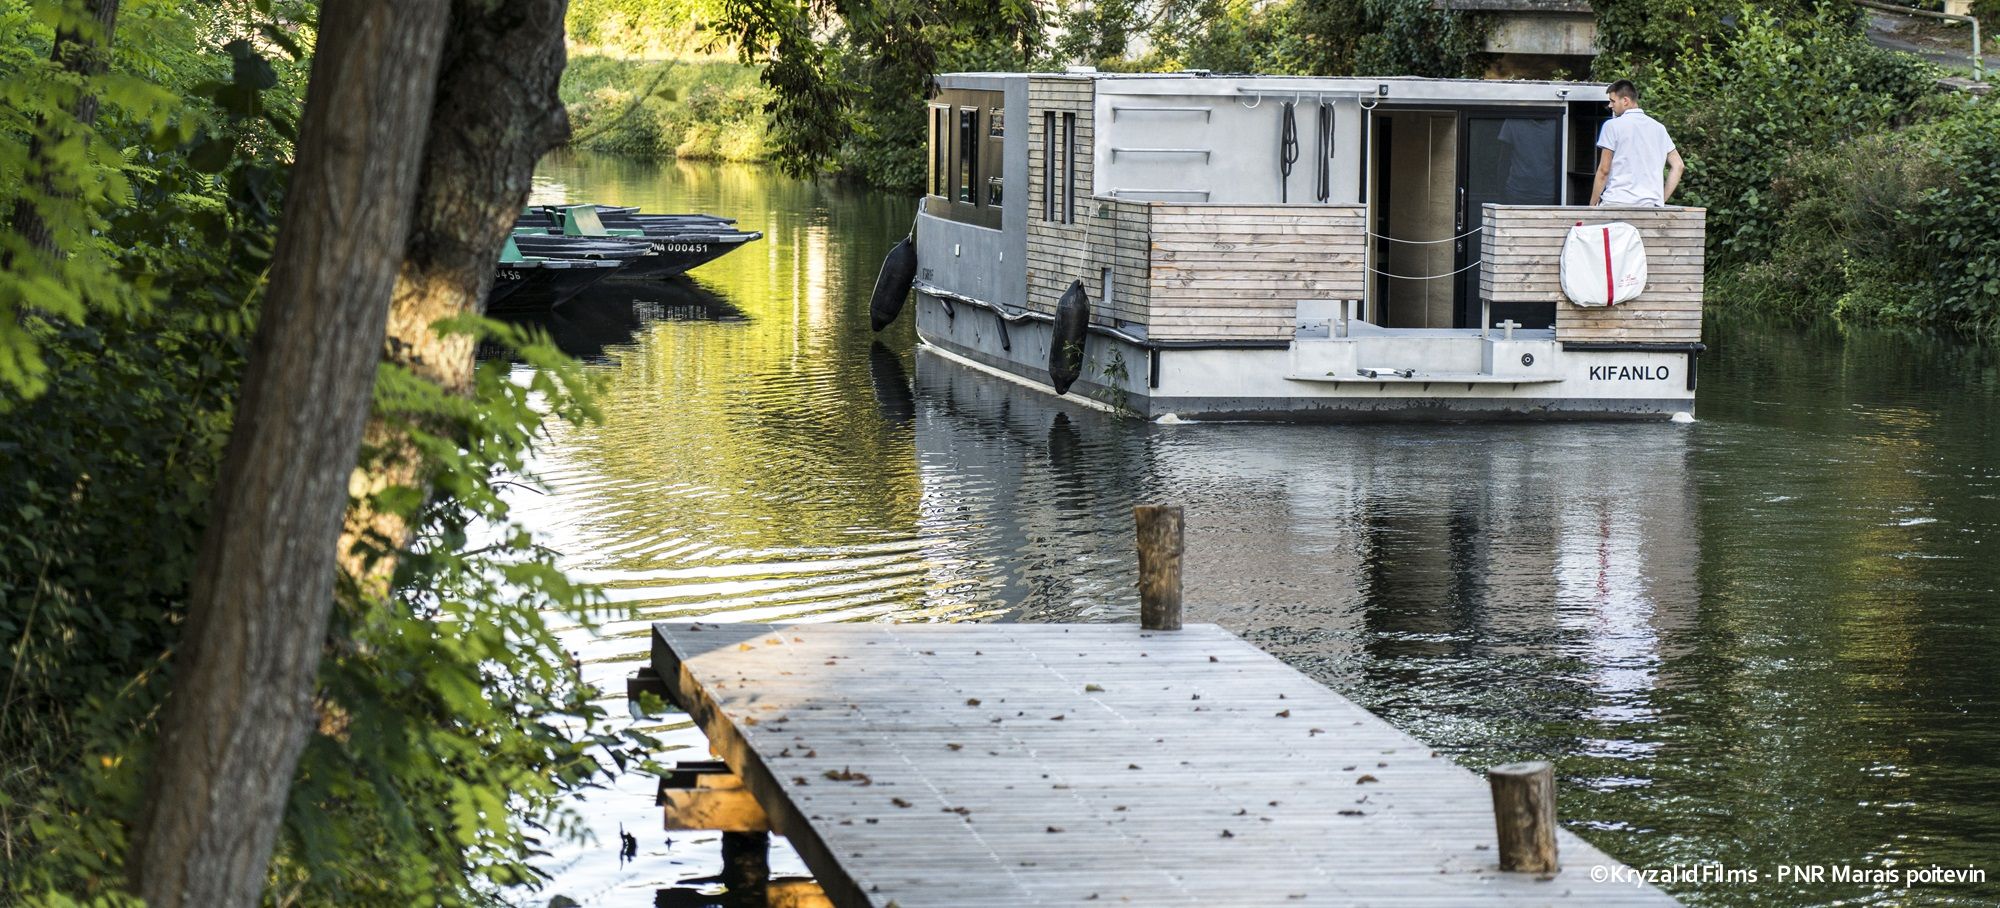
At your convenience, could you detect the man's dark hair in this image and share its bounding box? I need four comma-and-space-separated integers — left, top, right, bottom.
1607, 80, 1640, 102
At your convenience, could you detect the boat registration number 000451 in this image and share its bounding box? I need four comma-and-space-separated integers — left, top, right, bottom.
662, 243, 710, 253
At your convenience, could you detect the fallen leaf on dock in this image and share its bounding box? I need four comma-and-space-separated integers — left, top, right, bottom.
1338, 809, 1365, 816
1356, 774, 1379, 784
1275, 709, 1291, 718
891, 798, 912, 808
1220, 829, 1235, 838
1309, 728, 1325, 736
1085, 684, 1104, 692
737, 643, 753, 651
1046, 826, 1064, 833
946, 743, 963, 751
823, 767, 872, 785
966, 698, 981, 706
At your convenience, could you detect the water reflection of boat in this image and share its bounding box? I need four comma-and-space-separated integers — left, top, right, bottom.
486, 279, 748, 362
867, 342, 915, 425
911, 348, 1698, 696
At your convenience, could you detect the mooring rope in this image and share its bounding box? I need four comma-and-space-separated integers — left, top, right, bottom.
1369, 225, 1487, 245
1365, 258, 1487, 280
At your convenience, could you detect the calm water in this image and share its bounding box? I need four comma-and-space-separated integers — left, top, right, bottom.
513, 152, 2000, 906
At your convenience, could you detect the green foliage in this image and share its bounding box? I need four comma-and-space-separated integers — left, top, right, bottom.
1725, 99, 2000, 333
3, 5, 648, 905
566, 0, 723, 56
1119, 0, 1313, 75
713, 0, 1039, 186
562, 55, 771, 160
1641, 4, 1935, 263
264, 318, 632, 906
0, 0, 186, 397
1343, 0, 1487, 77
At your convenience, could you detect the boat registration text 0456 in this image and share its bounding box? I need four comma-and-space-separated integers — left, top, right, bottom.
1589, 365, 1671, 381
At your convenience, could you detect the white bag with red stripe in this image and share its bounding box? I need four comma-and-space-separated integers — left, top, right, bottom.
1559, 221, 1648, 306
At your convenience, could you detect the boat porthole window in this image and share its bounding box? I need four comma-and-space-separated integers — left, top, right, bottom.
1521, 353, 1535, 367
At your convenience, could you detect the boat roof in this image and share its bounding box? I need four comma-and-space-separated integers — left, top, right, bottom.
938, 71, 1609, 103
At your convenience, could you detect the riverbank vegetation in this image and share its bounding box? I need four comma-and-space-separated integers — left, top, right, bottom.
1637, 6, 2000, 334
562, 55, 770, 161
2, 3, 644, 905
636, 0, 1997, 333
561, 0, 773, 162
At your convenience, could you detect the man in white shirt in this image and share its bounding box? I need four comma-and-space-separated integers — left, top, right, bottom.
1590, 80, 1685, 207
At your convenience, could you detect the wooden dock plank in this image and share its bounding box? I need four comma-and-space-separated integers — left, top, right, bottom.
652, 622, 1680, 908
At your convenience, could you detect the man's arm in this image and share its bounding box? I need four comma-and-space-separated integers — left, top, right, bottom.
1664, 149, 1685, 203
1590, 148, 1612, 206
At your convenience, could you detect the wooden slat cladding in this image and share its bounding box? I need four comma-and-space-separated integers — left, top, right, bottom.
1025, 78, 1143, 325
1481, 205, 1706, 344
1147, 205, 1366, 341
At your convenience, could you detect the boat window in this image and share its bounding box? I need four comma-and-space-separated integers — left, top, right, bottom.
923, 87, 1004, 228
929, 105, 949, 199
1043, 111, 1057, 221
1062, 112, 1076, 224
958, 108, 979, 205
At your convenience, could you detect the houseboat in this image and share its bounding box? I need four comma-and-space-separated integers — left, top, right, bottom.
877, 71, 1706, 421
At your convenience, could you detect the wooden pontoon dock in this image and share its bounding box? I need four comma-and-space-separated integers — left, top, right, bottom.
646, 619, 1681, 906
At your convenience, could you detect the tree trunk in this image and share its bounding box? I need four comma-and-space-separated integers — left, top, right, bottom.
342, 0, 572, 589
6, 0, 121, 259
126, 3, 451, 906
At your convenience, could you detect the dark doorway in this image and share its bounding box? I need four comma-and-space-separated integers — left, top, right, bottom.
1455, 110, 1563, 329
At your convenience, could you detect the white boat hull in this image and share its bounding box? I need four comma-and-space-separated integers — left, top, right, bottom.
915, 294, 1697, 422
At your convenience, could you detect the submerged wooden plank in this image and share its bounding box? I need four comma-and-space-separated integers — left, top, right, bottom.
652, 622, 1680, 908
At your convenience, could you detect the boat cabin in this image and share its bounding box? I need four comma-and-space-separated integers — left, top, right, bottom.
909, 71, 1705, 420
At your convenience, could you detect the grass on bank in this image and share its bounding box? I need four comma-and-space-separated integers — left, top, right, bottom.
561, 54, 771, 162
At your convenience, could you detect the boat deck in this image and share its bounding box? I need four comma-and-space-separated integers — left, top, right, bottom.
651, 621, 1681, 907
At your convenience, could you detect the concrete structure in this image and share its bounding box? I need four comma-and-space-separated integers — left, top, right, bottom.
1437, 0, 1600, 78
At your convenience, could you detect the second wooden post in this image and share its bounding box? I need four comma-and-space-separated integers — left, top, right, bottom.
1134, 504, 1183, 631
1488, 760, 1559, 873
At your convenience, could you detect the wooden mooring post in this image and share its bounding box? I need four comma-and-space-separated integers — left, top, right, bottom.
1134, 503, 1183, 631
1489, 760, 1560, 873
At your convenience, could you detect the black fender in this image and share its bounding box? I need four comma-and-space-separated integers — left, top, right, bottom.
869, 237, 918, 331
1049, 279, 1089, 395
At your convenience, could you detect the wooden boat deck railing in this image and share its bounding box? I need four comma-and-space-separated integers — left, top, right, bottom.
1482, 204, 1707, 345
